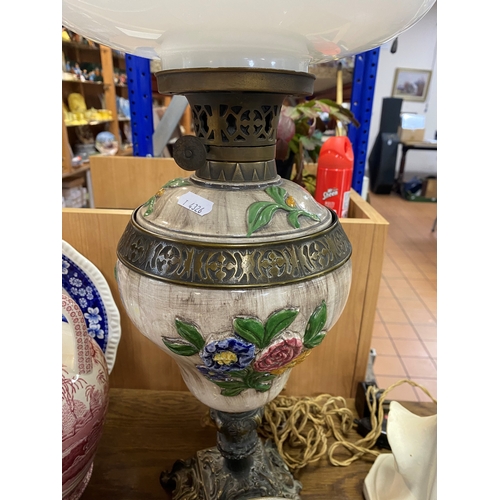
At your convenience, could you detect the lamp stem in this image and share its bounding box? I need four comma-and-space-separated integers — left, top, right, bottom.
212, 408, 262, 471
161, 406, 302, 499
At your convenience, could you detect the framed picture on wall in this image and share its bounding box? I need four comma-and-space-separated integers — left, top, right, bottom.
392, 68, 432, 102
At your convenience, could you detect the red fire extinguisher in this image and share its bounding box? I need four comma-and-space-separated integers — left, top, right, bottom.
314, 136, 354, 218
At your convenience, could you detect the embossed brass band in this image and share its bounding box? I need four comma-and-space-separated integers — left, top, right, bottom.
194, 160, 277, 184
117, 208, 352, 288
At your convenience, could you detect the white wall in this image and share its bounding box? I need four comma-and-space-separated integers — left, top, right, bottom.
367, 3, 437, 181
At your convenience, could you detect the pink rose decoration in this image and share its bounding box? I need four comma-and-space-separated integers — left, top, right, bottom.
254, 337, 303, 372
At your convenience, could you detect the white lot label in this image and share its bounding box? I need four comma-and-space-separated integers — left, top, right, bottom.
178, 192, 214, 216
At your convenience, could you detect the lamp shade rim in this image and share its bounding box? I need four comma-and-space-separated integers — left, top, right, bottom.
62, 0, 436, 71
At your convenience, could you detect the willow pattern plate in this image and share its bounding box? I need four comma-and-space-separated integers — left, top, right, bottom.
62, 240, 121, 373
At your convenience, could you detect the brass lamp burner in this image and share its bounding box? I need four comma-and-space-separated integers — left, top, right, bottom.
157, 68, 315, 179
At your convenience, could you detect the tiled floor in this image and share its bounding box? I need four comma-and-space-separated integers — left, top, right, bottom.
367, 191, 437, 403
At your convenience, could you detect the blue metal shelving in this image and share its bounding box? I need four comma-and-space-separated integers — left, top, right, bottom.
348, 48, 380, 195
125, 54, 154, 157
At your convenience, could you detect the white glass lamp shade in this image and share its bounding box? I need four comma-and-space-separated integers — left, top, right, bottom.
62, 0, 436, 72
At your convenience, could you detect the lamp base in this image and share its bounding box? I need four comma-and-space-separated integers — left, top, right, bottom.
160, 439, 302, 500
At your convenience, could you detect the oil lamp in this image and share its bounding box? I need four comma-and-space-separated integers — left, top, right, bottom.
62, 1, 436, 498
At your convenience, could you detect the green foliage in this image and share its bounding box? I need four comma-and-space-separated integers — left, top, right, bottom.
279, 99, 359, 163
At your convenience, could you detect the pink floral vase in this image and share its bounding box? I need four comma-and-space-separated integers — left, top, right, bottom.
62, 293, 109, 500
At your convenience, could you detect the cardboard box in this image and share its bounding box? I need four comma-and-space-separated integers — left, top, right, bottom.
422, 176, 437, 199
398, 126, 425, 143
398, 113, 425, 143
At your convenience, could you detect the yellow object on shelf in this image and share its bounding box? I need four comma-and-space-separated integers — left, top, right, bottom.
64, 107, 114, 127
68, 93, 87, 113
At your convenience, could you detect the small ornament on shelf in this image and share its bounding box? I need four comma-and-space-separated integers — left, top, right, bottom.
95, 131, 119, 156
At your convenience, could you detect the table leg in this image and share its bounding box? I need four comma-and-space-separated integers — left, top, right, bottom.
394, 146, 408, 195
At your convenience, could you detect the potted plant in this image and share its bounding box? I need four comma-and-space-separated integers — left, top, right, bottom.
276, 99, 359, 192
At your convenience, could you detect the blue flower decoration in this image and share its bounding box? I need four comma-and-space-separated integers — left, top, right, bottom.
201, 337, 255, 372
69, 277, 83, 287
62, 255, 109, 353
85, 307, 102, 324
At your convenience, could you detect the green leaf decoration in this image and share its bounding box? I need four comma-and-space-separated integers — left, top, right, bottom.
287, 211, 301, 229
162, 178, 190, 188
221, 386, 246, 397
287, 210, 320, 228
143, 178, 190, 217
162, 338, 200, 357
226, 369, 251, 381
144, 195, 156, 216
214, 381, 248, 397
209, 368, 275, 397
246, 370, 276, 391
264, 308, 299, 346
247, 202, 280, 236
175, 318, 205, 351
252, 382, 275, 393
247, 187, 321, 236
233, 318, 265, 348
304, 333, 326, 348
265, 186, 288, 206
304, 301, 328, 349
299, 210, 320, 222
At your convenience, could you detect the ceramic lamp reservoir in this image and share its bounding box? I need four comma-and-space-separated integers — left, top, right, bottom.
115, 68, 352, 412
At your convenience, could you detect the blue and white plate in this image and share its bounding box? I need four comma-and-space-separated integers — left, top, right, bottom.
62, 240, 121, 373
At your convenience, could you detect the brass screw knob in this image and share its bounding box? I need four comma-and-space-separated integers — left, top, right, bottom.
173, 136, 207, 171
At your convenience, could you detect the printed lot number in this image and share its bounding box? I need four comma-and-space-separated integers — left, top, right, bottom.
178, 192, 214, 216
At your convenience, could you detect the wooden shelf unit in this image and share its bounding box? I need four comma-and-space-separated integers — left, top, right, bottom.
62, 39, 132, 207
62, 41, 131, 168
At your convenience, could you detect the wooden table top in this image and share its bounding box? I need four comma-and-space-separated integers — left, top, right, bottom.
80, 388, 437, 500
